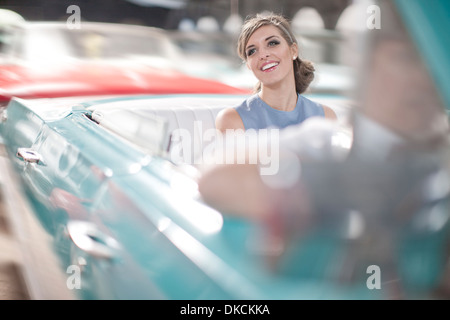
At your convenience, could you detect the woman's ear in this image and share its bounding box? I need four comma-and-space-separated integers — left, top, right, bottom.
290, 43, 299, 60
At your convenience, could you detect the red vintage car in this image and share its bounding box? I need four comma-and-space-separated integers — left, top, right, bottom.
0, 21, 249, 107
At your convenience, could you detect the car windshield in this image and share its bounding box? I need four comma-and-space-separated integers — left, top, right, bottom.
17, 23, 178, 62
171, 32, 235, 57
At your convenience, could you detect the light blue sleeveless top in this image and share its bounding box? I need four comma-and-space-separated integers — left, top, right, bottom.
235, 93, 325, 130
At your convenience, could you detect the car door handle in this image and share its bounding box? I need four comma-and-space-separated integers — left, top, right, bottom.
67, 221, 121, 260
16, 148, 43, 164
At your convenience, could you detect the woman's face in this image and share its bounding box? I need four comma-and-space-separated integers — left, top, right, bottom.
245, 25, 298, 89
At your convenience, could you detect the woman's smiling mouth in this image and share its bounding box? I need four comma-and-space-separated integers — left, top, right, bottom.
261, 61, 279, 72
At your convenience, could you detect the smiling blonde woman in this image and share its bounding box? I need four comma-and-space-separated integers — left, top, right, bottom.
216, 13, 336, 132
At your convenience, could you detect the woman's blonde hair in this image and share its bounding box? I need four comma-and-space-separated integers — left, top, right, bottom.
237, 12, 315, 94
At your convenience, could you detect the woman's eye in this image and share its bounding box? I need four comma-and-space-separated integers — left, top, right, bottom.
268, 40, 280, 47
247, 48, 256, 57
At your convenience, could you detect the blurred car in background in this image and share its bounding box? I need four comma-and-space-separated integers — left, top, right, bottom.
0, 9, 355, 100
0, 20, 248, 107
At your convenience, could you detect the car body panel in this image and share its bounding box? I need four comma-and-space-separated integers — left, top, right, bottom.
394, 0, 450, 110
0, 61, 248, 102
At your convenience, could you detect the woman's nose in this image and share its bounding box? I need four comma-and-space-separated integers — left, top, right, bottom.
259, 52, 269, 60
259, 48, 269, 60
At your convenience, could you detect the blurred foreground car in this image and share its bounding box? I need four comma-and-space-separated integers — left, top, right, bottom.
0, 92, 353, 300
0, 21, 248, 107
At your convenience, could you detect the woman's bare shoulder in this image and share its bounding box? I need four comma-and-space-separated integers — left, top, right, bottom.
215, 107, 245, 132
322, 105, 338, 120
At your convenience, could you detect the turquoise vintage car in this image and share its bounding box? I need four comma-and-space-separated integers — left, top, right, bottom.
1, 93, 358, 300
0, 0, 449, 300
0, 91, 447, 300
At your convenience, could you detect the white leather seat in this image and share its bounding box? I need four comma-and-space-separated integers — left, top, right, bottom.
144, 96, 242, 164
91, 95, 245, 163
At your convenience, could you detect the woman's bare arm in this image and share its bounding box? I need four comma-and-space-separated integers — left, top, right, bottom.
322, 105, 337, 120
215, 108, 245, 133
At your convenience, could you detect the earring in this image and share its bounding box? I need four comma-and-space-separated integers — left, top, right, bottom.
293, 56, 297, 60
